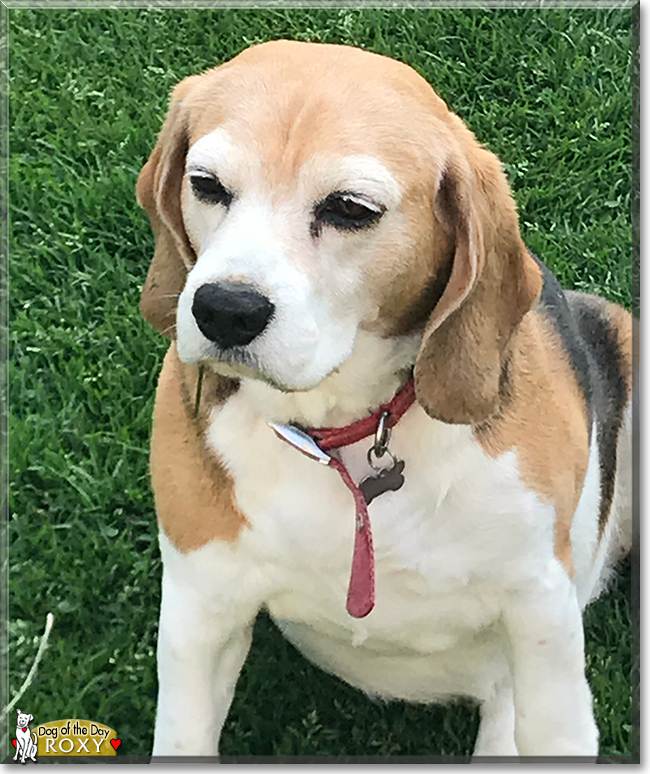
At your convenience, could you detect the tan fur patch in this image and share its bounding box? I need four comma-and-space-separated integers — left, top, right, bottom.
605, 301, 636, 397
475, 312, 591, 577
150, 344, 245, 552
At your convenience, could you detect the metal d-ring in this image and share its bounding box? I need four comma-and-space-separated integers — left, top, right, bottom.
367, 445, 397, 473
373, 410, 391, 458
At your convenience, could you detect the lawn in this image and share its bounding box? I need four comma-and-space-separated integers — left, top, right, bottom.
7, 6, 635, 760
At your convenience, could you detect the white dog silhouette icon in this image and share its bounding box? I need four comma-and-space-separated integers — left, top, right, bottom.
14, 709, 37, 764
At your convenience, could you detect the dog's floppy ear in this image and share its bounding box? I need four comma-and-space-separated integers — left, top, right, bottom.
136, 77, 199, 338
27, 714, 33, 723
414, 133, 542, 424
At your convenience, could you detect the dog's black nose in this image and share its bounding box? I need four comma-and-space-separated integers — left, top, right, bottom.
192, 282, 275, 349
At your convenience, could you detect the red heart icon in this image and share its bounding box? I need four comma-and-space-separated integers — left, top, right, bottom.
110, 739, 121, 751
11, 739, 16, 748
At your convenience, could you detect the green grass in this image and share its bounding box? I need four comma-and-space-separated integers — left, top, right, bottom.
8, 7, 634, 760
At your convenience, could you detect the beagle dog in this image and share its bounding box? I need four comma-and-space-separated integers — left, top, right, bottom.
137, 41, 634, 757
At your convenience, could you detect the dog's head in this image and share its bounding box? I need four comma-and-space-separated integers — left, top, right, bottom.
138, 40, 541, 424
16, 710, 33, 729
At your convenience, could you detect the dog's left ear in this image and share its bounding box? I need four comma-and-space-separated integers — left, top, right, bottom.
27, 714, 33, 723
136, 76, 200, 338
414, 130, 542, 425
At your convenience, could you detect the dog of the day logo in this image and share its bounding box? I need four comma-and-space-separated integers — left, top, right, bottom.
11, 714, 121, 760
12, 710, 37, 764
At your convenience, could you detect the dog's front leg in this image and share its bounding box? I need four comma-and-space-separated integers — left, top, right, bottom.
473, 675, 518, 757
503, 567, 599, 757
152, 539, 260, 758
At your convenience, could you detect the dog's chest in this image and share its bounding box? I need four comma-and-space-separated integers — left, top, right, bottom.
206, 392, 552, 662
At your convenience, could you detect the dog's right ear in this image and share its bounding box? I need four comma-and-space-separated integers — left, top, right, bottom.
136, 77, 199, 338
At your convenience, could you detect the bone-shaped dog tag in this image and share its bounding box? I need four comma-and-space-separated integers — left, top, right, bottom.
359, 459, 406, 505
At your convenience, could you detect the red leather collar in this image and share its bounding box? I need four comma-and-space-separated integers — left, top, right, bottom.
269, 377, 416, 620
307, 379, 416, 451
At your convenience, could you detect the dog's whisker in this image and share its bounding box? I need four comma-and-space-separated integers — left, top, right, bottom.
161, 322, 177, 336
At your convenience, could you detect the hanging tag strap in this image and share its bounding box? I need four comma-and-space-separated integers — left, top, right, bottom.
329, 457, 375, 618
269, 421, 375, 618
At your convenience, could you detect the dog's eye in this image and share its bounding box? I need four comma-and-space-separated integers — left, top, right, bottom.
314, 192, 384, 232
190, 174, 233, 207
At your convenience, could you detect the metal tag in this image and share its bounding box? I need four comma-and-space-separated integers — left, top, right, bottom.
359, 459, 406, 505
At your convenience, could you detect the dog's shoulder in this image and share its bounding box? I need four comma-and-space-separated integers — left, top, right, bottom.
151, 344, 247, 552
529, 256, 634, 486
474, 255, 633, 572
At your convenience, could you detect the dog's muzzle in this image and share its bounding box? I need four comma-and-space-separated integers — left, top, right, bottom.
192, 281, 275, 349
